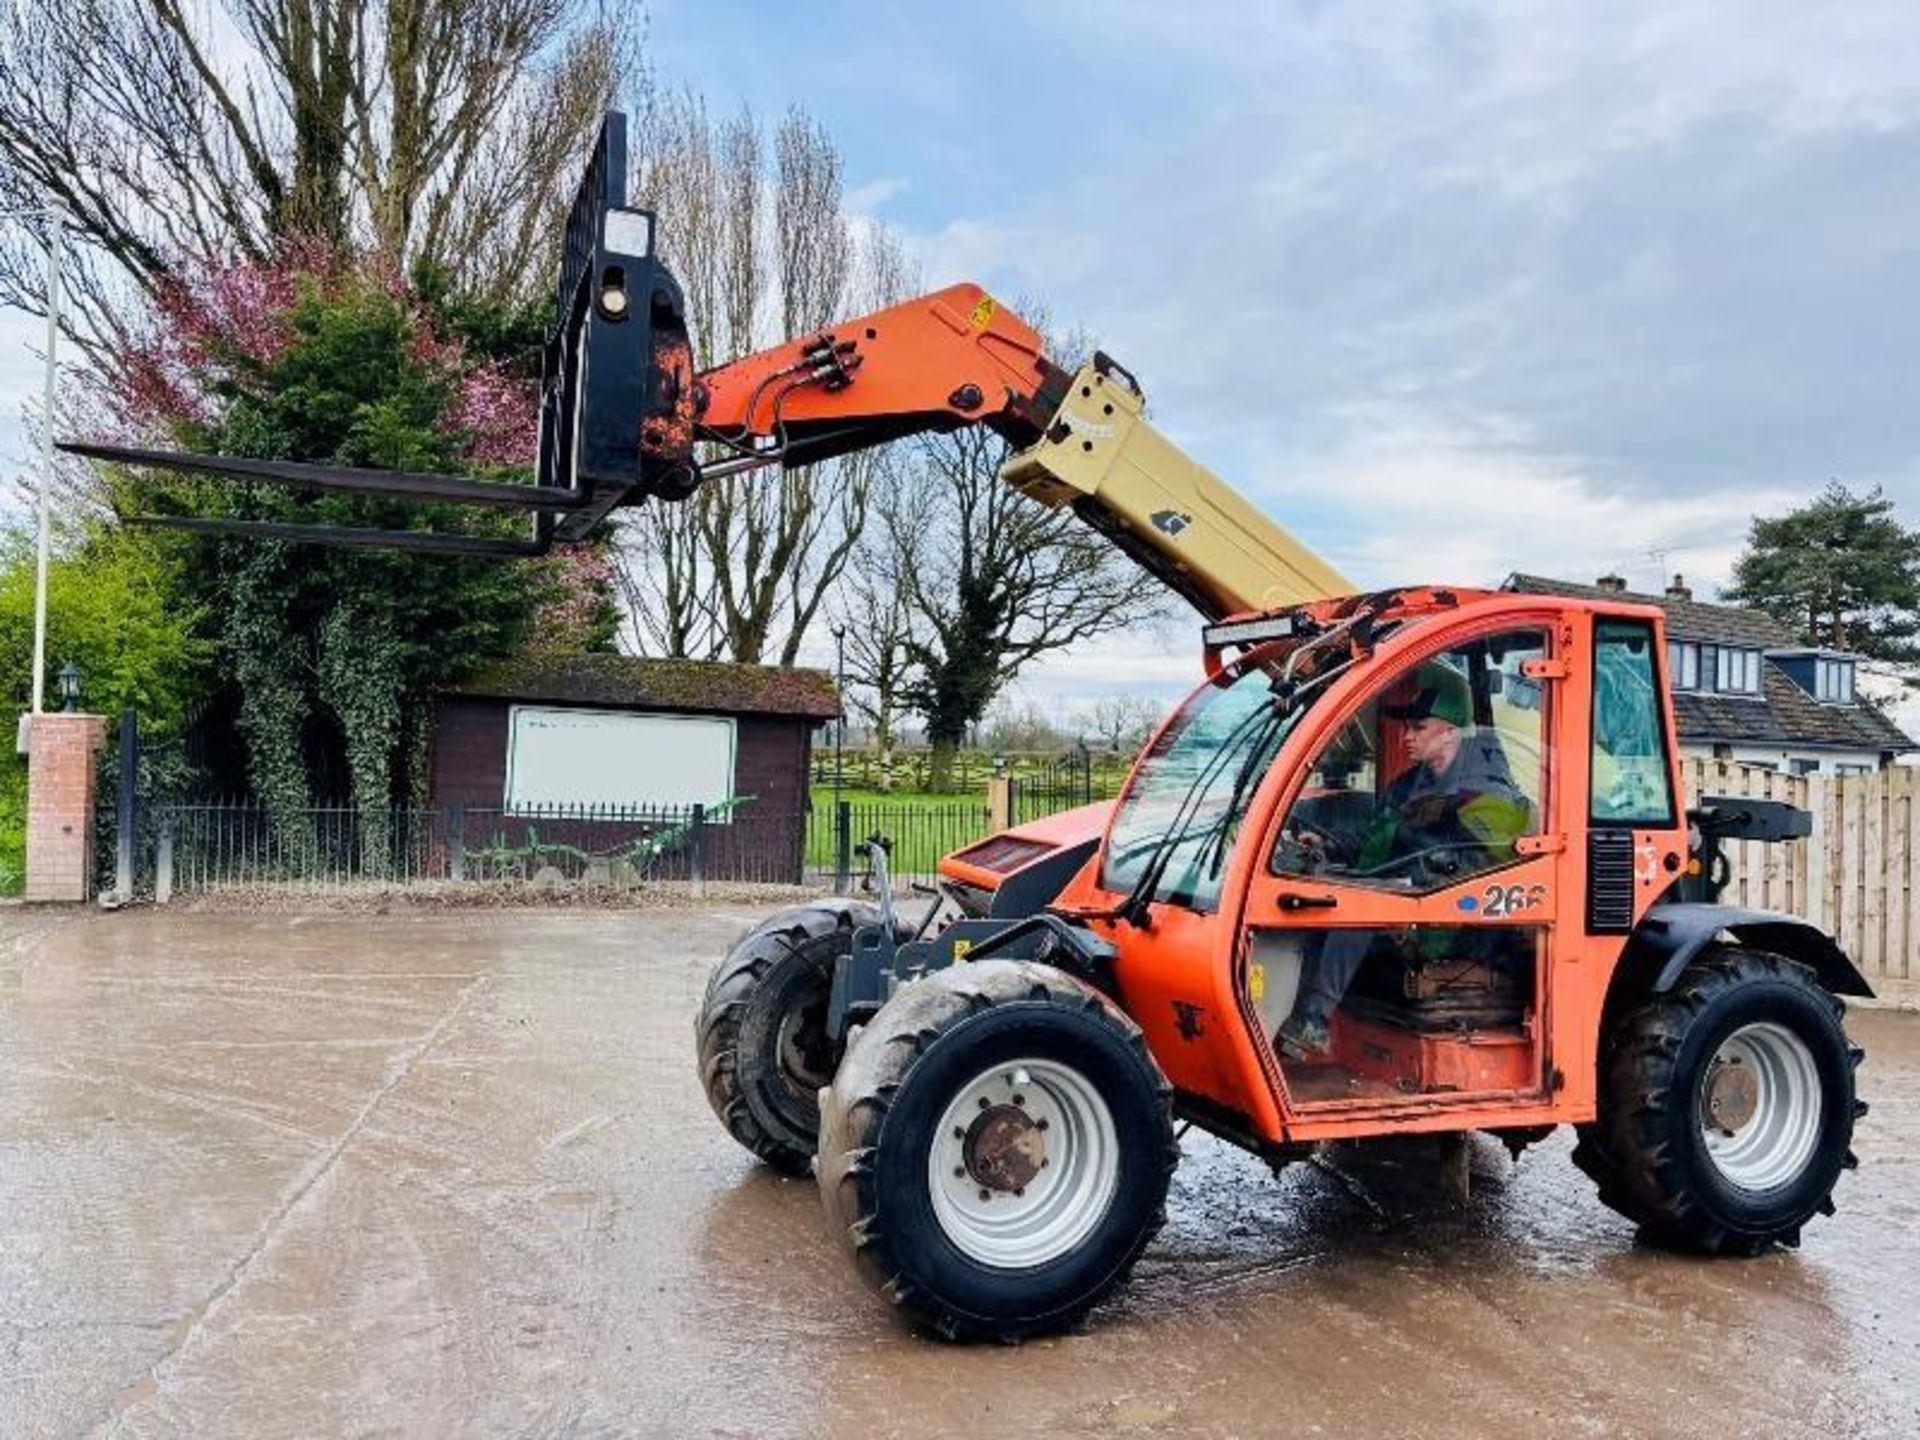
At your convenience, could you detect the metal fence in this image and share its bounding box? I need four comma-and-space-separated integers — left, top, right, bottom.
137, 797, 1000, 900
1010, 750, 1099, 826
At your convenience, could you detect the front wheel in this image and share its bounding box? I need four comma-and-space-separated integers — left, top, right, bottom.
696, 900, 889, 1174
1587, 945, 1863, 1253
818, 961, 1178, 1341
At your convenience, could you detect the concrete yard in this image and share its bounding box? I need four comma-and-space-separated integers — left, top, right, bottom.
2, 905, 1916, 1438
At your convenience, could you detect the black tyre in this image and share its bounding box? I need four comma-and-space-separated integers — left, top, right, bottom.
818, 960, 1178, 1341
1586, 945, 1864, 1253
697, 900, 892, 1174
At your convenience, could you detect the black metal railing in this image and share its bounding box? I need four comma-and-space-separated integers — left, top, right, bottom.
142, 798, 1000, 899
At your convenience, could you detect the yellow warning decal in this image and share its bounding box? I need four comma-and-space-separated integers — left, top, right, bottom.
953, 938, 973, 961
969, 295, 996, 330
1248, 963, 1265, 1001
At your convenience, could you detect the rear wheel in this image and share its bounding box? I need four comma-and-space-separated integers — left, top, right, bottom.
696, 900, 890, 1174
818, 961, 1178, 1341
1586, 945, 1863, 1253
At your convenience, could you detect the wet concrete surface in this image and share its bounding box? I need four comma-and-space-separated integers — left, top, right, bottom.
1, 904, 1916, 1438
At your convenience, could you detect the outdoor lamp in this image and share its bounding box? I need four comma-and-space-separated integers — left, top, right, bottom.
57, 661, 80, 713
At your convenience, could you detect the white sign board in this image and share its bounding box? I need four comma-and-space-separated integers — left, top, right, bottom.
505, 706, 736, 813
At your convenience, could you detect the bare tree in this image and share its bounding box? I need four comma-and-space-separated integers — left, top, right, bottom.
0, 0, 632, 349
615, 98, 909, 666
890, 402, 1168, 787
831, 458, 923, 789
1088, 694, 1166, 753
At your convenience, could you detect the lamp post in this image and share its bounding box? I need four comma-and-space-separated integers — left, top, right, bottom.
57, 661, 80, 713
832, 625, 847, 805
3, 202, 64, 715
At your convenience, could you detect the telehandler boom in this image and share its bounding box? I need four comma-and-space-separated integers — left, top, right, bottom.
68, 114, 1873, 1345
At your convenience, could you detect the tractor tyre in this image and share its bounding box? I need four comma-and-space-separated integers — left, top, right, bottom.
697, 900, 893, 1175
1587, 944, 1864, 1254
818, 960, 1179, 1342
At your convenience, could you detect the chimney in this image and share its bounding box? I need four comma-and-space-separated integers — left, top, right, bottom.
1595, 573, 1627, 593
1665, 573, 1692, 602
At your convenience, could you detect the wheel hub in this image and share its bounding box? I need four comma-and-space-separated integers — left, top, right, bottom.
775, 995, 834, 1099
927, 1058, 1120, 1269
1701, 1056, 1760, 1134
964, 1104, 1046, 1193
1699, 1020, 1824, 1192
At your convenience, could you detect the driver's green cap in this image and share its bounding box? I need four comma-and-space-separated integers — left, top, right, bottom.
1383, 662, 1471, 727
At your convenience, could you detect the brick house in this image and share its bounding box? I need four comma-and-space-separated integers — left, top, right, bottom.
431, 654, 839, 880
1506, 573, 1913, 775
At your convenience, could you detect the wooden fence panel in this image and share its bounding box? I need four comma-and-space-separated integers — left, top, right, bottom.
1674, 759, 1920, 986
1889, 767, 1912, 983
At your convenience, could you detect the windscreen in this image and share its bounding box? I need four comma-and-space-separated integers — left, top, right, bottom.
1100, 638, 1346, 912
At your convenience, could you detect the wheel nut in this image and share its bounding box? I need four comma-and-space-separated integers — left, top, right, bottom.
954, 1166, 966, 1178
978, 1097, 991, 1110
1036, 1118, 1049, 1132
1014, 1187, 1025, 1198
978, 1188, 992, 1202
953, 1126, 966, 1139
1012, 1094, 1025, 1107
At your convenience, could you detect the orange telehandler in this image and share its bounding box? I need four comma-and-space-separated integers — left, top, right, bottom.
72, 114, 1870, 1342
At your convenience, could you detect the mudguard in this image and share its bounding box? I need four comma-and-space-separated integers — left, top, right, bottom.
1621, 903, 1874, 1000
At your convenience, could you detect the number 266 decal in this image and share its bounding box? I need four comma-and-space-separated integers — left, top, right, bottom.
1462, 882, 1547, 917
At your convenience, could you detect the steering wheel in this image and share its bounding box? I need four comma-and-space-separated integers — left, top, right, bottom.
1275, 815, 1345, 874
1348, 843, 1474, 885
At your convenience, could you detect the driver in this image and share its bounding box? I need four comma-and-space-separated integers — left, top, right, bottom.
1278, 661, 1531, 1061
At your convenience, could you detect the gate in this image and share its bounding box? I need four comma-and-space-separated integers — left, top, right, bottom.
1009, 749, 1096, 826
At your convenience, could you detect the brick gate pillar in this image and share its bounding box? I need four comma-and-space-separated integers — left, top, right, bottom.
24, 712, 108, 902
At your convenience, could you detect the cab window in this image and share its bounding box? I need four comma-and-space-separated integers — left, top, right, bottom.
1272, 631, 1548, 892
1591, 619, 1675, 825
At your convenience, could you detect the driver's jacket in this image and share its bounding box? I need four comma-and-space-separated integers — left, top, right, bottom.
1352, 729, 1532, 880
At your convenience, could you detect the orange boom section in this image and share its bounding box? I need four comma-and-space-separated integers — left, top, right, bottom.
657, 284, 1073, 479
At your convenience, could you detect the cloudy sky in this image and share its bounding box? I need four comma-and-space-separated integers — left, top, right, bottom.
5, 1, 1919, 715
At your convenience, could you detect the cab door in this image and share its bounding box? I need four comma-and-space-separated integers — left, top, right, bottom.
1241, 621, 1563, 1115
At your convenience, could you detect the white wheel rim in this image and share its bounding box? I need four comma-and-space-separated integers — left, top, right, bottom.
927, 1057, 1120, 1270
1699, 1021, 1824, 1192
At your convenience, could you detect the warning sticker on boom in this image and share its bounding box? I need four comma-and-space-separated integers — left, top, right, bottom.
969, 296, 996, 330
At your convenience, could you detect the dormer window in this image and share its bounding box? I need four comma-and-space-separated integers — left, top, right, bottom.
1666, 641, 1762, 695
1816, 657, 1855, 704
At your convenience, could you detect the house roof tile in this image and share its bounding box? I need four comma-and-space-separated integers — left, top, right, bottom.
1505, 573, 1795, 646
1504, 574, 1912, 754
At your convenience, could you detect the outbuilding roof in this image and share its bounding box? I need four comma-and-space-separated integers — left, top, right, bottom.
451, 653, 840, 720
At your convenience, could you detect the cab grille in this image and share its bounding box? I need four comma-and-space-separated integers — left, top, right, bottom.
1587, 829, 1637, 933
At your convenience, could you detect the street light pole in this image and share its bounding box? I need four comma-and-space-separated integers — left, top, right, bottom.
31, 207, 62, 715
833, 625, 846, 804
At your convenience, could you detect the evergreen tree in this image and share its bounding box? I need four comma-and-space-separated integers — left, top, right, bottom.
102, 250, 616, 869
1724, 484, 1920, 660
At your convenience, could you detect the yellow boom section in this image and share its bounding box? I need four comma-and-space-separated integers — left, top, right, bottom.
999, 362, 1351, 622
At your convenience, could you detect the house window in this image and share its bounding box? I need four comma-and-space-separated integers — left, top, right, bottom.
1790, 758, 1821, 777
1717, 648, 1761, 694
1671, 641, 1761, 694
1816, 658, 1855, 704
1666, 641, 1699, 691
1836, 762, 1871, 777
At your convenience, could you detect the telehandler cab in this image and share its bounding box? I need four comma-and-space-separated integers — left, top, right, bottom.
69, 114, 1871, 1343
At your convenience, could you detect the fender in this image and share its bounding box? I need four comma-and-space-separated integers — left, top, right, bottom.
1619, 902, 1874, 1001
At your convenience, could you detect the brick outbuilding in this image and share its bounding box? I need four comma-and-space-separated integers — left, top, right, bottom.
430, 654, 839, 881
